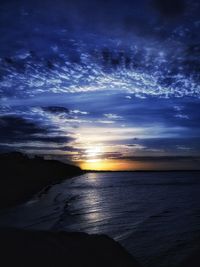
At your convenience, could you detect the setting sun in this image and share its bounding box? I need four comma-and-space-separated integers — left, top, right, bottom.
85, 146, 103, 159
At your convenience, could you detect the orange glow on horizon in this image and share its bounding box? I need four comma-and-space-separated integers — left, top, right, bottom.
80, 159, 141, 171
76, 141, 197, 171
79, 159, 197, 171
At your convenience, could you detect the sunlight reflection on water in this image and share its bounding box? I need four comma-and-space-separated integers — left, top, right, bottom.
1, 172, 200, 267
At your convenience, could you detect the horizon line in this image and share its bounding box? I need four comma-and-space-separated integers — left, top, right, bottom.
84, 169, 200, 172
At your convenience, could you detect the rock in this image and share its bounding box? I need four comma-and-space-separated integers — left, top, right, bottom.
0, 228, 142, 267
178, 249, 200, 267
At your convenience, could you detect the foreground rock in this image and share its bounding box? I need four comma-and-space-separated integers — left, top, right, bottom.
0, 152, 84, 209
0, 228, 142, 267
178, 249, 200, 267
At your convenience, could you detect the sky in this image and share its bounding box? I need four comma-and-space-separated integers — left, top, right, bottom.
0, 0, 200, 170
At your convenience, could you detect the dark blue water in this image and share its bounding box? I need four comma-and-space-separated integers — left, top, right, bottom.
0, 172, 200, 267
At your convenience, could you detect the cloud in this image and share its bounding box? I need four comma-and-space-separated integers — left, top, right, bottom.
116, 155, 200, 162
0, 115, 46, 138
104, 113, 122, 120
134, 137, 200, 154
153, 0, 186, 17
0, 115, 73, 145
42, 106, 69, 114
175, 114, 189, 119
2, 144, 78, 152
70, 110, 89, 115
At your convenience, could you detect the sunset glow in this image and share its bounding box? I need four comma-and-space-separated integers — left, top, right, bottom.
80, 159, 138, 171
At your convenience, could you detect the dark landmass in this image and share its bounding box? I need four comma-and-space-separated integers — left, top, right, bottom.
0, 228, 199, 267
0, 152, 84, 209
0, 228, 141, 267
178, 248, 200, 267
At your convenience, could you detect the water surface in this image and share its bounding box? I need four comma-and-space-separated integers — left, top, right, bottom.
0, 172, 200, 267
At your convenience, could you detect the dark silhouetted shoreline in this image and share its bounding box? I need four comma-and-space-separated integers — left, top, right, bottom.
0, 152, 84, 209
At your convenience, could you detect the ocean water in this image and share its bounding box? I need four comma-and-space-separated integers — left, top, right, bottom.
0, 172, 200, 267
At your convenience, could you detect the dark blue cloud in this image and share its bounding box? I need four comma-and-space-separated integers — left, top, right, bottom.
42, 106, 69, 114
153, 0, 186, 17
0, 115, 73, 144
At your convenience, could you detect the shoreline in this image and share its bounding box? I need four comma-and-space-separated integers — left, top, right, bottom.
0, 152, 84, 210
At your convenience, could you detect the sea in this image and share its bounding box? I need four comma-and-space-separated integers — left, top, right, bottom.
0, 172, 200, 267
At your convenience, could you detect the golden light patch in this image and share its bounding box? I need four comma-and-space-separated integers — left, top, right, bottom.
80, 159, 141, 171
